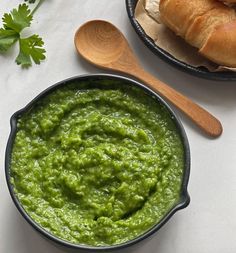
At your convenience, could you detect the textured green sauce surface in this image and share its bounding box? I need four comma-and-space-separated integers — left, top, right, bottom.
11, 82, 185, 246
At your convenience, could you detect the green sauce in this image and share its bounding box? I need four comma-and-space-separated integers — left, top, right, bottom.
11, 82, 185, 246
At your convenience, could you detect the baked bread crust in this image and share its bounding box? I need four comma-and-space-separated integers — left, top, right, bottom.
159, 0, 236, 67
200, 20, 236, 66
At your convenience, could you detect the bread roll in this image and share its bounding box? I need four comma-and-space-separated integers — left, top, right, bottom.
159, 0, 236, 67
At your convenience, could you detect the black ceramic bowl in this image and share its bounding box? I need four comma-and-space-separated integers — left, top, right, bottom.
126, 0, 236, 81
5, 74, 190, 251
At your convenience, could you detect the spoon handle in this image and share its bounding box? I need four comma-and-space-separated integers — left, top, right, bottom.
129, 68, 223, 137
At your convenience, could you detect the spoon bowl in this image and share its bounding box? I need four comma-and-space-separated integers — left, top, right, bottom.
75, 21, 127, 67
74, 20, 223, 138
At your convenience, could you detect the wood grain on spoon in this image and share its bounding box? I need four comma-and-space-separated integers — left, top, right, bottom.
74, 20, 223, 138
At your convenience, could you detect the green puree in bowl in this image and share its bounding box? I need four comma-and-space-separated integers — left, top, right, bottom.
11, 82, 185, 246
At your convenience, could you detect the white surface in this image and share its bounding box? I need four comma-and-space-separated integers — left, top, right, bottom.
1, 1, 236, 253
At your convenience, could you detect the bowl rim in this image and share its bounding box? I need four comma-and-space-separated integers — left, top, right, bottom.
5, 73, 191, 251
126, 0, 236, 81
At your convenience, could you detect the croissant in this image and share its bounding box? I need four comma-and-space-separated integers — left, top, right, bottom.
159, 0, 236, 67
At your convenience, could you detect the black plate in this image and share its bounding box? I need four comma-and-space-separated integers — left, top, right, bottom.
126, 0, 236, 81
5, 74, 190, 251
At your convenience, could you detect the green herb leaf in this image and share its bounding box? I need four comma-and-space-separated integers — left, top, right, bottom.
16, 34, 46, 67
0, 28, 19, 52
0, 2, 46, 68
3, 4, 33, 33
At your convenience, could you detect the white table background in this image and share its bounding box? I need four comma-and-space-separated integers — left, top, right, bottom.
1, 1, 236, 252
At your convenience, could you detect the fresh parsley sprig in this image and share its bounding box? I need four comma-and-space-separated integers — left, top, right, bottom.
0, 1, 46, 68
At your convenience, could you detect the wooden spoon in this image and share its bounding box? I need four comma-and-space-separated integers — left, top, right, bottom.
74, 20, 223, 138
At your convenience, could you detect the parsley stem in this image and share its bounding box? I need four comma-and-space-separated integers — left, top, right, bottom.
31, 0, 45, 15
